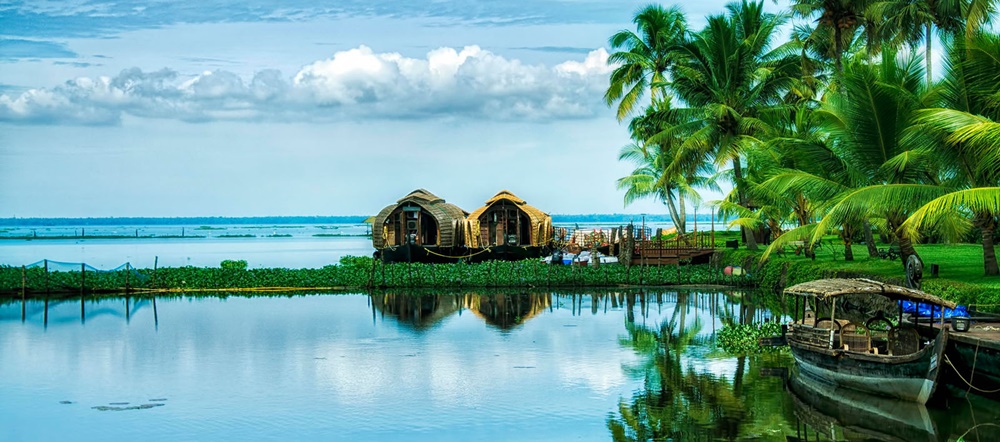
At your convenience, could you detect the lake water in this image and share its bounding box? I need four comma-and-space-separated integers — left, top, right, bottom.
0, 224, 375, 269
0, 222, 653, 269
1, 291, 997, 441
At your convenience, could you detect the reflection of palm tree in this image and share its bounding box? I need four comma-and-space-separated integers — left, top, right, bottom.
609, 293, 744, 441
609, 291, 793, 440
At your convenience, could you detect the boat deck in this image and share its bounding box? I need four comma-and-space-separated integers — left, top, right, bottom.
921, 319, 1000, 350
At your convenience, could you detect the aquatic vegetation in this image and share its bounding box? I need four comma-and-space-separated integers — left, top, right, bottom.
220, 260, 248, 270
0, 257, 739, 295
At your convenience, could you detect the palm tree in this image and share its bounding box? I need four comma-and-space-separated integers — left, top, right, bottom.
791, 0, 871, 74
667, 0, 801, 251
902, 32, 1000, 275
618, 100, 717, 234
605, 4, 687, 121
965, 0, 999, 39
869, 0, 966, 83
807, 51, 943, 267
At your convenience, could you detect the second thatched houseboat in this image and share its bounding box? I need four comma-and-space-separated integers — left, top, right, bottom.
372, 189, 469, 263
465, 190, 553, 262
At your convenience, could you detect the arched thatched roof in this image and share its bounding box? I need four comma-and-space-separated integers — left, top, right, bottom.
372, 189, 468, 248
466, 190, 552, 247
783, 278, 956, 308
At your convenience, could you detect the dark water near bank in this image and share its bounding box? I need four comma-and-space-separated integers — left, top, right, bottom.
2, 291, 998, 441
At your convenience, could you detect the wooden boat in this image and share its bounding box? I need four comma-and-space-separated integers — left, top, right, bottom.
465, 190, 553, 262
784, 278, 954, 404
372, 189, 470, 263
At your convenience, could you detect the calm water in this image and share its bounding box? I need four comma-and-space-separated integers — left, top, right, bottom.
0, 221, 675, 269
0, 236, 375, 269
1, 291, 997, 441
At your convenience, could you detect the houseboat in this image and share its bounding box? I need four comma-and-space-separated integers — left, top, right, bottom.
465, 190, 553, 262
372, 189, 470, 263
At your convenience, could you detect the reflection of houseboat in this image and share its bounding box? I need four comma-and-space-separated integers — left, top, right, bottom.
465, 190, 553, 262
784, 278, 952, 404
372, 189, 469, 263
370, 293, 461, 330
463, 293, 550, 330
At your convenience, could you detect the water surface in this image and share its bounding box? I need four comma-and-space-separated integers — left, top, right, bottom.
1, 291, 996, 441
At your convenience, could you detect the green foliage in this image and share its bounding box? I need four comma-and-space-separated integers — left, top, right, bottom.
717, 322, 784, 356
220, 260, 248, 270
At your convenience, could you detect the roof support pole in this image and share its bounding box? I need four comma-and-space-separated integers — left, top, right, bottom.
829, 298, 837, 349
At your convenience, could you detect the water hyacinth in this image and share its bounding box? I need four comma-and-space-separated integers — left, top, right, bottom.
0, 255, 751, 296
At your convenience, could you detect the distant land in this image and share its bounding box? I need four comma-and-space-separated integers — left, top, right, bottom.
0, 214, 724, 226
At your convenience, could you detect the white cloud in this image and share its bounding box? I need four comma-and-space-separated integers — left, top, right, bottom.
0, 45, 615, 125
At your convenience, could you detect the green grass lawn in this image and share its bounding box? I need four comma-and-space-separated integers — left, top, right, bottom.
727, 236, 1000, 308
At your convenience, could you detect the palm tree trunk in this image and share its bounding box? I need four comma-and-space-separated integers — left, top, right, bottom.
834, 25, 844, 75
980, 221, 999, 276
841, 224, 854, 261
925, 22, 933, 85
732, 157, 759, 251
895, 228, 921, 271
664, 191, 685, 235
679, 193, 687, 234
863, 220, 879, 258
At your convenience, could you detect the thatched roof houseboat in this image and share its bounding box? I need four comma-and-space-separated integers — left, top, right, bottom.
372, 189, 469, 263
465, 190, 553, 261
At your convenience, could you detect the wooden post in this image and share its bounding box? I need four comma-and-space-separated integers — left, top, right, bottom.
125, 263, 131, 294
44, 259, 49, 295
153, 256, 159, 289
829, 298, 838, 349
80, 262, 85, 296
21, 265, 26, 322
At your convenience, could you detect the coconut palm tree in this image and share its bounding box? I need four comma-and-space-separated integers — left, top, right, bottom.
902, 33, 1000, 275
869, 0, 967, 83
806, 51, 944, 267
791, 0, 871, 74
605, 4, 687, 121
617, 100, 717, 234
667, 0, 802, 251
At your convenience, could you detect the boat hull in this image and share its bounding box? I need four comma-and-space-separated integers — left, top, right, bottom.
376, 244, 474, 264
942, 331, 1000, 399
788, 328, 948, 404
466, 245, 551, 263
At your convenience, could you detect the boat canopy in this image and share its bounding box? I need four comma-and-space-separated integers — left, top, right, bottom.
783, 278, 957, 309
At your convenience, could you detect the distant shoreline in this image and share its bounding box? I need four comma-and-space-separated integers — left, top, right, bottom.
0, 213, 724, 227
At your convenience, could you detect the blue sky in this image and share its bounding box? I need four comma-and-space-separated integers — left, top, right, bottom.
0, 0, 794, 217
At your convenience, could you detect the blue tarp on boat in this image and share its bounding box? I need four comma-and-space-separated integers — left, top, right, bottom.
900, 300, 969, 319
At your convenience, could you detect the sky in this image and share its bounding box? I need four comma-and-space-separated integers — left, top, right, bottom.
0, 0, 799, 217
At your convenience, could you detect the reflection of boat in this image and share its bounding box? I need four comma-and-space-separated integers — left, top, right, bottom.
372, 189, 470, 263
788, 372, 938, 442
465, 190, 553, 262
370, 294, 461, 330
463, 293, 550, 330
784, 278, 953, 404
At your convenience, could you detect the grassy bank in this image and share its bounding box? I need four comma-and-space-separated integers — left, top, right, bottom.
720, 242, 1000, 310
